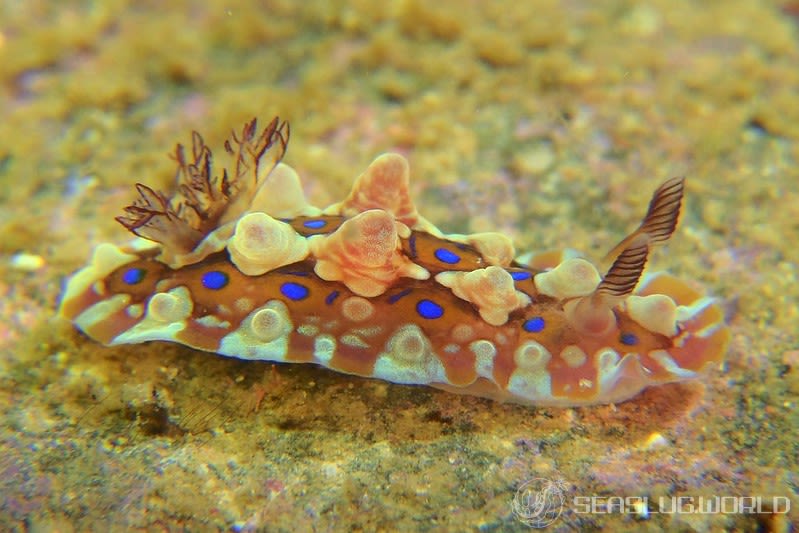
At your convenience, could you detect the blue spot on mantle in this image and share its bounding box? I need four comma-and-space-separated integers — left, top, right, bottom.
408, 234, 418, 259
523, 316, 546, 333
620, 332, 639, 346
202, 270, 229, 290
122, 267, 146, 285
325, 290, 340, 305
434, 248, 461, 264
303, 219, 327, 229
388, 288, 412, 304
416, 299, 444, 319
281, 281, 309, 301
510, 271, 532, 281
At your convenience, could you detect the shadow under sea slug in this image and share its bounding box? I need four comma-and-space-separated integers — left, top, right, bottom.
60, 116, 730, 406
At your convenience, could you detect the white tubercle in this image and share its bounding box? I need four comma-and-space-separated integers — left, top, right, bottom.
534, 258, 601, 299
148, 286, 194, 323
625, 294, 678, 337
446, 232, 516, 267
435, 266, 530, 326
228, 212, 309, 276
217, 300, 293, 362
249, 163, 322, 217
61, 243, 139, 308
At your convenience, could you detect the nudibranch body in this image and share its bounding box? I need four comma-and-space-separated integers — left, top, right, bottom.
60, 117, 729, 406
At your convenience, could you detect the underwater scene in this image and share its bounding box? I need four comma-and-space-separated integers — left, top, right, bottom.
1, 1, 797, 531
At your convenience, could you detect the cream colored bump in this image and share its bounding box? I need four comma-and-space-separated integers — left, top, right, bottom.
94, 244, 138, 274
386, 324, 430, 364
560, 345, 588, 368
309, 210, 429, 297
395, 222, 412, 239
534, 258, 601, 299
325, 153, 417, 224
336, 210, 397, 268
514, 341, 551, 370
470, 340, 497, 378
451, 324, 475, 343
314, 335, 336, 363
626, 294, 678, 337
126, 236, 159, 252
562, 297, 617, 338
250, 163, 322, 217
596, 348, 621, 374
251, 308, 282, 341
126, 304, 143, 318
467, 232, 516, 266
595, 348, 623, 393
373, 324, 444, 384
250, 300, 292, 342
298, 324, 319, 337
341, 296, 375, 322
649, 349, 696, 378
350, 326, 382, 338
470, 339, 496, 360
676, 297, 714, 323
74, 294, 131, 333
228, 212, 309, 276
435, 266, 531, 326
147, 286, 193, 323
61, 243, 139, 307
341, 334, 369, 348
443, 343, 460, 354
506, 364, 552, 404
196, 315, 231, 329
235, 297, 254, 314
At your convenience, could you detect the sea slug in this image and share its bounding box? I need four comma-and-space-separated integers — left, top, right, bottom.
60, 116, 729, 406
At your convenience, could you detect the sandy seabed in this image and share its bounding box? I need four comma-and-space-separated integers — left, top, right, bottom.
0, 1, 797, 531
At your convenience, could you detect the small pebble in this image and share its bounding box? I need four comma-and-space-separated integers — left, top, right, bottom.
643, 432, 669, 450
10, 252, 45, 271
512, 141, 555, 175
